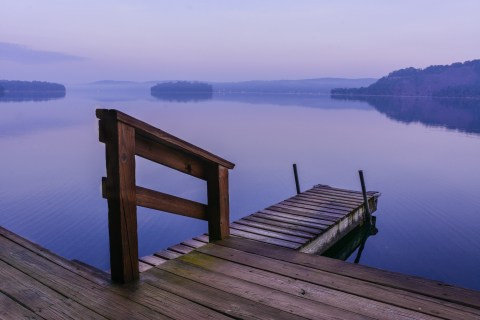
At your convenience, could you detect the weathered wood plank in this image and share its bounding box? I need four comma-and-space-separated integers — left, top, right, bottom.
310, 185, 367, 199
135, 133, 209, 179
122, 281, 233, 320
267, 206, 342, 222
295, 192, 364, 206
216, 237, 480, 313
230, 222, 308, 244
296, 190, 366, 204
0, 292, 42, 320
244, 215, 326, 233
273, 203, 347, 217
181, 238, 207, 249
287, 195, 360, 209
0, 235, 168, 320
256, 211, 334, 228
0, 227, 109, 286
0, 259, 107, 319
179, 251, 440, 320
198, 243, 480, 319
229, 229, 301, 249
139, 255, 166, 266
235, 218, 316, 238
158, 258, 370, 320
168, 244, 195, 255
136, 186, 208, 220
144, 267, 306, 320
281, 199, 356, 214
154, 249, 182, 260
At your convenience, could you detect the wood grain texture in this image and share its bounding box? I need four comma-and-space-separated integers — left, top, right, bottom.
136, 186, 208, 220
207, 165, 230, 241
102, 119, 139, 283
135, 134, 208, 179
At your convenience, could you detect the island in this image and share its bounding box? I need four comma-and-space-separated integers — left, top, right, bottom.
0, 80, 66, 102
331, 60, 480, 98
150, 81, 213, 102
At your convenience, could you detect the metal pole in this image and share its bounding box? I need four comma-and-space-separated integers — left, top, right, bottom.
293, 164, 301, 194
358, 170, 372, 225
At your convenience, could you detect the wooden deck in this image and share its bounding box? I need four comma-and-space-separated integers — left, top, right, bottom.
139, 183, 380, 272
2, 226, 480, 320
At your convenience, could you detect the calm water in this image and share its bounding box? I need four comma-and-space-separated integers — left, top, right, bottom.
1, 88, 480, 291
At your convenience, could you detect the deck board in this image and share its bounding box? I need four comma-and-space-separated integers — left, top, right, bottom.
2, 225, 480, 319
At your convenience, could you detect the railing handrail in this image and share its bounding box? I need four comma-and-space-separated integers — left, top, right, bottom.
97, 109, 234, 169
97, 109, 234, 283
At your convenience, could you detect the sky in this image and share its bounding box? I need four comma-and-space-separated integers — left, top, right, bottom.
1, 1, 479, 84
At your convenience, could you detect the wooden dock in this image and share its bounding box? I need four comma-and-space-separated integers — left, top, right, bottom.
2, 226, 480, 320
138, 184, 380, 272
2, 109, 480, 319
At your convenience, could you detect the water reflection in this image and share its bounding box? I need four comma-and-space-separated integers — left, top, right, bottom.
151, 91, 213, 102
332, 95, 480, 135
214, 92, 373, 110
0, 91, 66, 102
322, 216, 378, 263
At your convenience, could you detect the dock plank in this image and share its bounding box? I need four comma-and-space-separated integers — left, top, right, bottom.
178, 251, 439, 320
217, 237, 480, 313
229, 228, 301, 249
0, 292, 43, 320
256, 210, 334, 227
158, 258, 370, 320
143, 268, 306, 320
235, 218, 316, 238
244, 215, 326, 233
0, 234, 170, 320
230, 222, 309, 244
0, 260, 105, 320
197, 242, 480, 320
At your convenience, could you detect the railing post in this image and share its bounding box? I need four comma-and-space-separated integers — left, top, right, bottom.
207, 165, 230, 241
101, 117, 139, 283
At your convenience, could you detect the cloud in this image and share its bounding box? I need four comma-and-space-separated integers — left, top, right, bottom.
0, 42, 86, 64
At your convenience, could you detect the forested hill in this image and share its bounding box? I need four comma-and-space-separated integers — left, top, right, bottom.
0, 80, 66, 92
332, 60, 480, 97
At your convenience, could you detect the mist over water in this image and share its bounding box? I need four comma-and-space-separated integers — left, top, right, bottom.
1, 89, 479, 290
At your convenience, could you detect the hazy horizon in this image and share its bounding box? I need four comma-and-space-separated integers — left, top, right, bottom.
1, 1, 479, 84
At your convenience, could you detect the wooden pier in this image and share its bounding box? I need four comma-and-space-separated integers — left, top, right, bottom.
2, 109, 480, 319
138, 184, 380, 272
2, 226, 480, 319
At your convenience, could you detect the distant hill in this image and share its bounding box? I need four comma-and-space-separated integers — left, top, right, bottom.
0, 80, 66, 102
332, 60, 480, 98
150, 81, 213, 102
213, 78, 377, 94
151, 81, 213, 93
0, 80, 65, 92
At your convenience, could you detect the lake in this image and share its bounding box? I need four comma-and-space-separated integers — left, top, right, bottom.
1, 88, 479, 291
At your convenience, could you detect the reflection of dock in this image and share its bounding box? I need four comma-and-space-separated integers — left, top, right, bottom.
1, 109, 480, 319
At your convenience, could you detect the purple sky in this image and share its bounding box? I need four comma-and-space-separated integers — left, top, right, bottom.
1, 1, 479, 84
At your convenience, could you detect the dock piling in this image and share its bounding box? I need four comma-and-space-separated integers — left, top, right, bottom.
358, 170, 372, 225
293, 163, 301, 194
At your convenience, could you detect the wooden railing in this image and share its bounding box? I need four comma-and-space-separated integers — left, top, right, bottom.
97, 109, 235, 283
